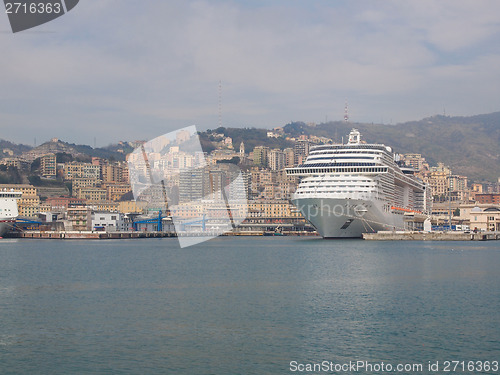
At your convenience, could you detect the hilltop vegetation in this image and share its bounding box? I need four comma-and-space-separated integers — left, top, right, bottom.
0, 165, 23, 184
0, 139, 31, 158
200, 127, 295, 153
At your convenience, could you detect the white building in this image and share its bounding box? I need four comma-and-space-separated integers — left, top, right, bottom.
91, 212, 128, 232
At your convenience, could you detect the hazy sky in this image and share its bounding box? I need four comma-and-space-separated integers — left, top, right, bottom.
1, 0, 499, 146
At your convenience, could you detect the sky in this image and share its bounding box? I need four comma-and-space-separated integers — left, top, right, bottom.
1, 0, 500, 147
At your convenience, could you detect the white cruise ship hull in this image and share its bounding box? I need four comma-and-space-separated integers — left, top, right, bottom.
292, 197, 404, 238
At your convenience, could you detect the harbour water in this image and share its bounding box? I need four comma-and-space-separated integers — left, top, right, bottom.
1, 237, 499, 374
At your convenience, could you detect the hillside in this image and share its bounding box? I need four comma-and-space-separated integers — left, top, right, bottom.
198, 112, 500, 182
1, 112, 499, 182
199, 127, 294, 153
283, 113, 500, 182
0, 139, 31, 157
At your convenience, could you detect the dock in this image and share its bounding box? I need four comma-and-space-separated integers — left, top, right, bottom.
6, 229, 319, 239
363, 231, 500, 241
7, 231, 176, 239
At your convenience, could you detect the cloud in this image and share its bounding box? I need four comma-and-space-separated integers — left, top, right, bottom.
0, 0, 499, 145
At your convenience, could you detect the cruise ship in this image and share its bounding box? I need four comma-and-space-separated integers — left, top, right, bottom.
286, 129, 431, 238
0, 190, 22, 237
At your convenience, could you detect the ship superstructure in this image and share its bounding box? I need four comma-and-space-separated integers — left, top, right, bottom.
0, 190, 22, 237
286, 129, 431, 238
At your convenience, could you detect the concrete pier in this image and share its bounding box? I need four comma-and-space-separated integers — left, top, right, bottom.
6, 229, 318, 239
363, 231, 500, 241
7, 231, 176, 239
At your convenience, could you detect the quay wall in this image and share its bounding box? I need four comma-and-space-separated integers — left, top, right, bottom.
363, 231, 500, 241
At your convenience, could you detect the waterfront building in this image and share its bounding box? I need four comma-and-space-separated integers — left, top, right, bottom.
91, 212, 128, 232
245, 200, 305, 223
169, 202, 202, 219
118, 200, 147, 214
18, 204, 39, 218
66, 206, 91, 231
468, 205, 500, 232
431, 201, 462, 220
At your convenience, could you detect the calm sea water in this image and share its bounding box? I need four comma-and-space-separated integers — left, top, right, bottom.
0, 237, 499, 374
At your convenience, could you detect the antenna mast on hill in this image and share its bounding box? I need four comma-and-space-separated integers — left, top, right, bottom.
344, 100, 349, 123
219, 80, 222, 128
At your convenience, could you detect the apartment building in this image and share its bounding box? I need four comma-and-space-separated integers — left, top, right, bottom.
105, 184, 132, 201
64, 162, 100, 181
66, 206, 91, 231
40, 153, 57, 178
75, 187, 107, 202
475, 193, 500, 205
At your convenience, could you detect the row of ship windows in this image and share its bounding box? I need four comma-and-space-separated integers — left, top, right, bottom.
302, 179, 373, 183
304, 175, 373, 179
310, 149, 383, 154
311, 145, 386, 151
299, 186, 375, 190
289, 167, 388, 174
302, 163, 378, 167
307, 156, 376, 161
300, 185, 375, 189
297, 190, 373, 194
